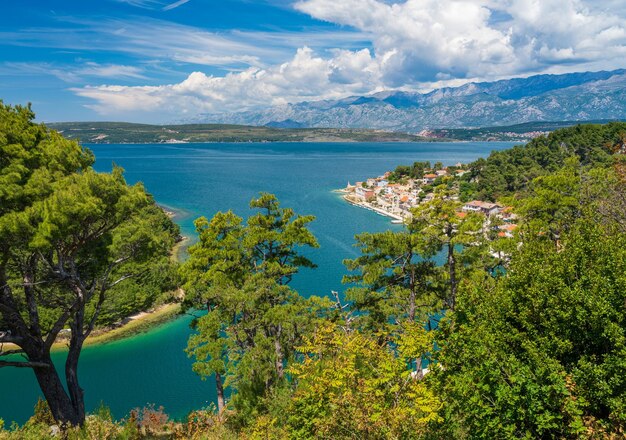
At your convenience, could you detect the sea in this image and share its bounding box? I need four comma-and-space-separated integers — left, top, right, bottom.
0, 141, 514, 424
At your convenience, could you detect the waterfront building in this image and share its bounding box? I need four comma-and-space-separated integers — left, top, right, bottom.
355, 187, 375, 200
423, 173, 437, 184
463, 200, 501, 216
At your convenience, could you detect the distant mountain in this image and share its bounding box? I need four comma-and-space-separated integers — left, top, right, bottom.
194, 70, 626, 131
264, 119, 307, 129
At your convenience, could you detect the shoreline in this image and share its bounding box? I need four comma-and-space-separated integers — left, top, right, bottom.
171, 235, 190, 262
1, 210, 191, 354
79, 302, 182, 349
3, 303, 181, 353
83, 138, 461, 146
342, 194, 406, 223
1, 303, 182, 353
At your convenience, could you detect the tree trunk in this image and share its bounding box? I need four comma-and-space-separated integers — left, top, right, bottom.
414, 356, 424, 380
215, 372, 225, 414
447, 241, 457, 311
31, 353, 81, 426
408, 288, 416, 322
408, 262, 416, 322
65, 311, 86, 425
1, 271, 81, 426
274, 325, 284, 380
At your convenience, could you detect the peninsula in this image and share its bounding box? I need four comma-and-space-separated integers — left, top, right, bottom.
48, 122, 439, 144
339, 161, 518, 237
45, 120, 607, 144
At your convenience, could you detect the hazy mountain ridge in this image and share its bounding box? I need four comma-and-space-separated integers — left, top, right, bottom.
193, 70, 626, 131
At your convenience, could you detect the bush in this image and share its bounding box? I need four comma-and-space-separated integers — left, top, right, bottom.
129, 404, 170, 436
81, 403, 119, 440
30, 398, 55, 427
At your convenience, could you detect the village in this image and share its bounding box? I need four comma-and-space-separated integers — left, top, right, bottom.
339, 164, 518, 238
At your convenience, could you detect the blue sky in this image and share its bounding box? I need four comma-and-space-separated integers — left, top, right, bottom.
2, 0, 626, 122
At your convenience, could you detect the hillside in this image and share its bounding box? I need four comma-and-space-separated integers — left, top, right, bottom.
47, 120, 614, 144
427, 120, 618, 141
47, 122, 439, 144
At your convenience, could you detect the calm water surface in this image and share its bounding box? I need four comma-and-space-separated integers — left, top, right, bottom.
0, 141, 514, 423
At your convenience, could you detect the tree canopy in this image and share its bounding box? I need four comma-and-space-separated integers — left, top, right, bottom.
0, 102, 179, 426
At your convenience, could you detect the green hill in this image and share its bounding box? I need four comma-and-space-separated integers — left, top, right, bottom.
47, 121, 439, 144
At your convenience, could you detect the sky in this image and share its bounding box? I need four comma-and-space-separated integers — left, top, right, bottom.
1, 0, 626, 123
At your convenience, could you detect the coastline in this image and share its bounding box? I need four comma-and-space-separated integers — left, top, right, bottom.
78, 302, 182, 349
83, 139, 455, 145
1, 303, 182, 353
0, 211, 192, 354
171, 235, 190, 262
341, 193, 406, 223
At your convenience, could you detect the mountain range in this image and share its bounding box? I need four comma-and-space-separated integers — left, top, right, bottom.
194, 69, 626, 132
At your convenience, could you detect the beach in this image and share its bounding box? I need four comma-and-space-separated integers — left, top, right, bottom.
1, 303, 183, 353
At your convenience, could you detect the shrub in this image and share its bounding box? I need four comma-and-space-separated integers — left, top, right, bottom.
129, 404, 170, 436
30, 398, 55, 427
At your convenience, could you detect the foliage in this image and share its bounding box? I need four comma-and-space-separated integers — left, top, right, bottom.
431, 203, 626, 438
515, 156, 583, 245
468, 122, 626, 200
129, 404, 171, 436
409, 190, 485, 310
30, 398, 55, 427
288, 322, 441, 439
388, 161, 431, 182
0, 405, 241, 440
181, 193, 331, 424
343, 229, 441, 331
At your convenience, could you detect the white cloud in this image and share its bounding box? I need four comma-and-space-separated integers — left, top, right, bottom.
1, 18, 276, 69
295, 0, 626, 82
72, 47, 383, 116
0, 62, 146, 82
77, 62, 147, 79
2, 17, 366, 71
114, 0, 191, 10
162, 0, 191, 11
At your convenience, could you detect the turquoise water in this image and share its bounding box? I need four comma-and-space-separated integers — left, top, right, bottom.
0, 141, 514, 424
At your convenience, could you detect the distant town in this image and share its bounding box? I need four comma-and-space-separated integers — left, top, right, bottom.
339, 163, 518, 238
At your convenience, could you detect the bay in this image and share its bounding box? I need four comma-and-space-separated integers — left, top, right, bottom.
0, 141, 514, 424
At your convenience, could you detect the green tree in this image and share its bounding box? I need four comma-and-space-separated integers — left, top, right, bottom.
469, 122, 625, 201
343, 230, 441, 332
0, 103, 177, 426
182, 194, 329, 422
432, 212, 626, 438
409, 191, 484, 311
181, 211, 245, 414
516, 157, 582, 248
